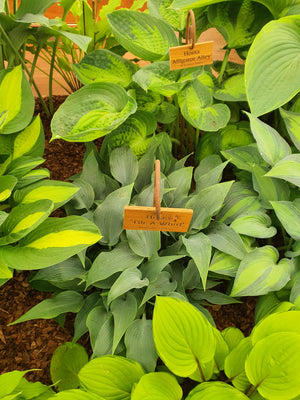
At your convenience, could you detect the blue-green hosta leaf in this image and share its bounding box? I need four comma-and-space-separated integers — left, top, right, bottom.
78, 355, 145, 400
127, 229, 161, 258
109, 147, 138, 186
10, 291, 84, 325
50, 342, 89, 391
107, 10, 178, 61
194, 155, 228, 192
265, 154, 300, 186
164, 166, 193, 207
280, 107, 300, 150
0, 66, 34, 134
12, 115, 44, 160
178, 80, 231, 131
51, 83, 137, 142
0, 216, 101, 269
209, 251, 240, 277
125, 317, 158, 372
53, 389, 105, 400
13, 180, 79, 210
148, 0, 188, 30
131, 372, 183, 400
186, 381, 250, 399
0, 200, 53, 245
246, 112, 291, 166
245, 332, 300, 399
245, 15, 300, 116
182, 233, 211, 289
0, 175, 17, 201
231, 246, 293, 297
271, 200, 300, 240
214, 74, 247, 102
141, 271, 177, 306
153, 296, 216, 379
222, 143, 266, 172
230, 211, 277, 238
73, 49, 136, 88
140, 255, 184, 282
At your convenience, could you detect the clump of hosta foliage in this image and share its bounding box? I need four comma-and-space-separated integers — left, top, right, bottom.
8, 298, 300, 400
0, 66, 101, 284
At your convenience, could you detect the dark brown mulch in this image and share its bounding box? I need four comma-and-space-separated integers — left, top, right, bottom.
0, 96, 257, 385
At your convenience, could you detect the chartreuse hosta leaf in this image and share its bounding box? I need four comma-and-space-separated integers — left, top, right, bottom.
245, 15, 300, 116
53, 390, 105, 399
178, 80, 230, 132
222, 327, 245, 352
271, 200, 300, 240
78, 355, 145, 400
245, 332, 300, 399
51, 83, 137, 142
0, 370, 29, 397
0, 66, 34, 134
131, 372, 182, 400
0, 175, 17, 201
186, 381, 249, 399
230, 211, 277, 238
153, 296, 216, 379
231, 246, 293, 297
73, 49, 137, 88
246, 112, 291, 166
265, 154, 300, 186
107, 10, 178, 61
0, 216, 101, 269
12, 115, 44, 160
280, 108, 300, 150
0, 200, 53, 246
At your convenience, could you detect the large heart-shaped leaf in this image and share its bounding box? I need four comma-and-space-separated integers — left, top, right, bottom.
245, 15, 300, 116
51, 83, 137, 142
107, 10, 178, 61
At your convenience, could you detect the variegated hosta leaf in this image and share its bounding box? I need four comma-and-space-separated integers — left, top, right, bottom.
280, 108, 300, 150
105, 110, 156, 157
133, 61, 204, 96
231, 246, 293, 297
12, 115, 44, 160
222, 143, 266, 172
230, 211, 277, 238
153, 296, 216, 379
16, 168, 50, 189
186, 381, 250, 400
0, 66, 34, 134
131, 372, 183, 400
209, 250, 240, 277
271, 200, 300, 240
51, 83, 137, 142
245, 15, 300, 116
135, 87, 162, 113
6, 157, 45, 180
73, 49, 137, 88
178, 80, 230, 132
214, 74, 247, 102
0, 175, 17, 201
0, 200, 53, 246
265, 154, 300, 186
107, 10, 178, 61
148, 0, 187, 30
0, 216, 101, 269
13, 180, 79, 210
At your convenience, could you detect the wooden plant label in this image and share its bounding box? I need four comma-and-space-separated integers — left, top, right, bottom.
169, 41, 214, 71
123, 206, 193, 232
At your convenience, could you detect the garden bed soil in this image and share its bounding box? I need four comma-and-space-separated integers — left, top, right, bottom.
0, 96, 257, 385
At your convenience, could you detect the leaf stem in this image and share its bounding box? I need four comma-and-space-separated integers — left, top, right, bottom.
218, 48, 230, 85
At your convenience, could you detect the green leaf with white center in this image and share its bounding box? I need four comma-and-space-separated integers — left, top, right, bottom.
209, 251, 240, 277
0, 200, 53, 245
107, 268, 149, 305
245, 15, 300, 116
0, 66, 34, 134
153, 296, 216, 378
186, 381, 250, 399
78, 355, 145, 400
73, 49, 136, 88
148, 0, 188, 30
127, 229, 161, 258
231, 246, 293, 297
125, 317, 158, 372
107, 10, 178, 61
271, 200, 300, 240
280, 108, 300, 150
246, 112, 291, 166
0, 216, 101, 269
230, 211, 277, 238
214, 74, 247, 102
206, 222, 247, 260
53, 390, 105, 400
9, 291, 84, 325
265, 154, 300, 186
0, 175, 17, 201
51, 83, 137, 142
12, 115, 44, 160
182, 233, 211, 289
13, 180, 79, 210
110, 147, 138, 186
178, 80, 230, 132
245, 332, 300, 399
93, 184, 133, 246
131, 372, 183, 400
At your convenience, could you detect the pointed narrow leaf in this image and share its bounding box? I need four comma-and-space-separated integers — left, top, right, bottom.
110, 147, 138, 186
131, 372, 182, 400
141, 271, 177, 305
271, 200, 300, 240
